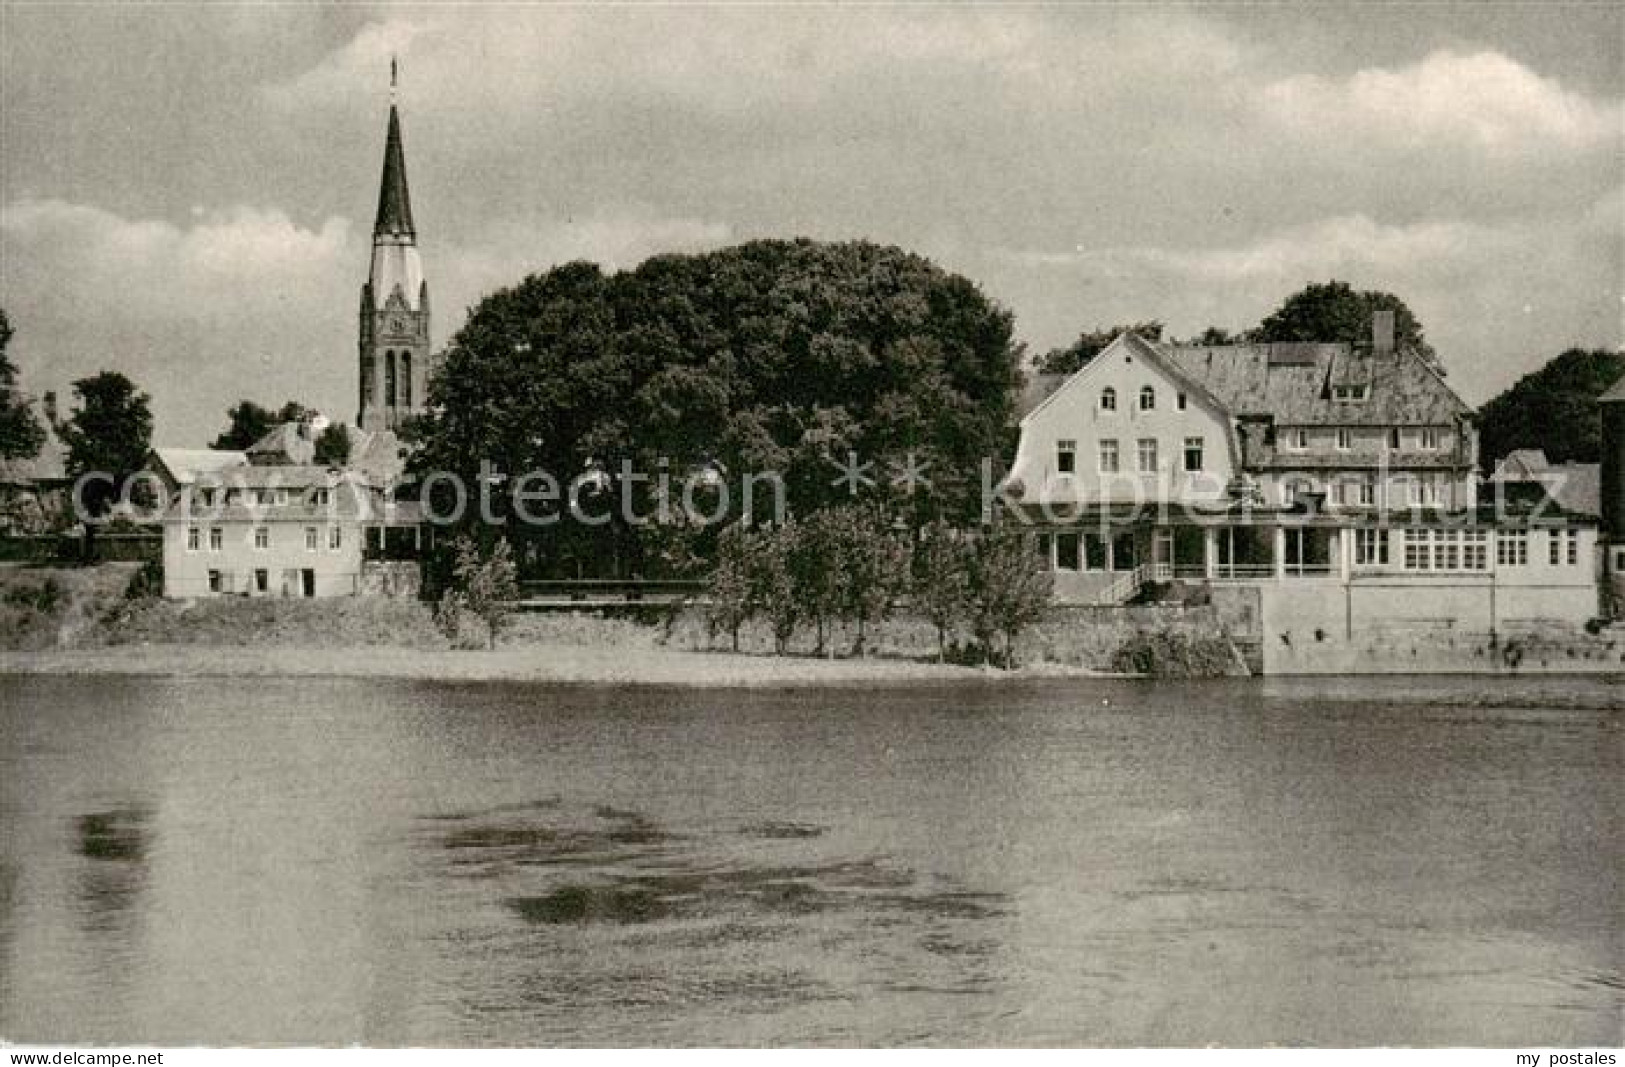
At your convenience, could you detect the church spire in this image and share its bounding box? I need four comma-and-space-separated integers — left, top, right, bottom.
358, 57, 429, 433
373, 61, 415, 239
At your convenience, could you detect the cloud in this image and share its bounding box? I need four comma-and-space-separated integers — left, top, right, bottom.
982, 198, 1623, 403
1259, 49, 1622, 155
3, 7, 1619, 437
1, 198, 355, 325
0, 196, 734, 444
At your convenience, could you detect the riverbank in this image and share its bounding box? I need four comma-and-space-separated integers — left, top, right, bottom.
0, 565, 1206, 683
0, 642, 1100, 687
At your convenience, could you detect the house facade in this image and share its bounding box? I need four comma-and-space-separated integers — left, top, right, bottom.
159, 461, 424, 599
1004, 319, 1602, 632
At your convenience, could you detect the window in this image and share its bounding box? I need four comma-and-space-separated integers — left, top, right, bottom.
1358, 480, 1375, 507
1388, 427, 1401, 450
1056, 439, 1076, 475
1056, 532, 1081, 571
1137, 438, 1158, 473
199, 488, 216, 508
1404, 529, 1431, 570
1463, 530, 1488, 571
1355, 529, 1389, 566
312, 488, 330, 508
253, 527, 269, 550
1287, 428, 1308, 451
1099, 439, 1120, 473
209, 527, 223, 552
1565, 529, 1579, 566
1434, 531, 1459, 571
1331, 481, 1349, 507
1333, 385, 1368, 403
1544, 529, 1564, 566
1418, 480, 1439, 508
1100, 387, 1117, 412
186, 527, 200, 552
1497, 531, 1528, 567
1183, 436, 1204, 472
1139, 386, 1156, 411
1420, 427, 1440, 451
207, 569, 222, 593
254, 568, 268, 594
1035, 533, 1052, 567
328, 526, 343, 551
1176, 392, 1187, 411
1403, 529, 1487, 572
1335, 427, 1351, 451
305, 527, 318, 552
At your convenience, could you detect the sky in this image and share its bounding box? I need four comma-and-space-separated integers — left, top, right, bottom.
1, 2, 1621, 445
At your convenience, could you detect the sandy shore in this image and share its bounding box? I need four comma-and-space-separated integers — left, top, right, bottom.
0, 642, 1107, 688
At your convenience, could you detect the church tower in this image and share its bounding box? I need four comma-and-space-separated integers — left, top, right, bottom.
358, 63, 430, 432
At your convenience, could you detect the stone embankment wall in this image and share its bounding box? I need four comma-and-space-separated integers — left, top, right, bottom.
1023, 597, 1258, 676
1254, 581, 1624, 674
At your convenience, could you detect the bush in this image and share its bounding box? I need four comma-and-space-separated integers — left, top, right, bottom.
3, 575, 63, 613
1111, 632, 1241, 678
124, 560, 163, 601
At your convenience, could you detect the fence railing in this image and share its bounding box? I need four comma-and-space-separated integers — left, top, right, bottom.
517, 579, 706, 604
1095, 565, 1145, 605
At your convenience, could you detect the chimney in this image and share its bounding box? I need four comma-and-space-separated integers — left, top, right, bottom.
1372, 309, 1395, 355
42, 391, 58, 427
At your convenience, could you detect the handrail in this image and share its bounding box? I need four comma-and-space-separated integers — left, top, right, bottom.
1096, 564, 1145, 605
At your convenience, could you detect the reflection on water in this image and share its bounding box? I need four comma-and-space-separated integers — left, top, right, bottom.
0, 672, 1618, 1046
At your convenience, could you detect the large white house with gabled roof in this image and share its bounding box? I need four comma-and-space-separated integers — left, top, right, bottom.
1004, 316, 1602, 634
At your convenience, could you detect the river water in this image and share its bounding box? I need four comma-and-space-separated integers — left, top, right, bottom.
0, 672, 1618, 1046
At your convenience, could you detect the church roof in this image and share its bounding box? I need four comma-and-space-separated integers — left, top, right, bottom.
244, 420, 406, 486
1601, 374, 1625, 403
373, 105, 415, 238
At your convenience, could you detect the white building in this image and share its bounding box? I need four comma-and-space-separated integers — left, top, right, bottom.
1003, 321, 1602, 629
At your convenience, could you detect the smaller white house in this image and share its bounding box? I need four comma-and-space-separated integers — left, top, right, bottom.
160, 464, 424, 598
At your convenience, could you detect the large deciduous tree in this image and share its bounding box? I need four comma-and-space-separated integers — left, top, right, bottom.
0, 309, 45, 463
414, 240, 1022, 576
1255, 280, 1437, 368
1034, 322, 1164, 376
1476, 348, 1625, 470
313, 422, 352, 468
58, 371, 154, 522
211, 399, 314, 450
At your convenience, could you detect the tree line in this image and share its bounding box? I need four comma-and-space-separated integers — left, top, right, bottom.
705, 507, 1051, 667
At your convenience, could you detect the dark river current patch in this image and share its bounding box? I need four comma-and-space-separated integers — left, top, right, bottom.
1, 672, 1618, 1045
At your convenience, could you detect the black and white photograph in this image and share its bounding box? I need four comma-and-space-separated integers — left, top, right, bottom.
0, 0, 1620, 1053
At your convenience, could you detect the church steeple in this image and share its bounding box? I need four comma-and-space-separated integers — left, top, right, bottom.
373, 98, 415, 238
358, 59, 430, 433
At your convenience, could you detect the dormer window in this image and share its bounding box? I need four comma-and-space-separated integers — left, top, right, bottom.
1336, 428, 1351, 451
1100, 387, 1116, 412
1139, 386, 1156, 411
1420, 427, 1440, 451
1333, 385, 1368, 403
1287, 428, 1308, 451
